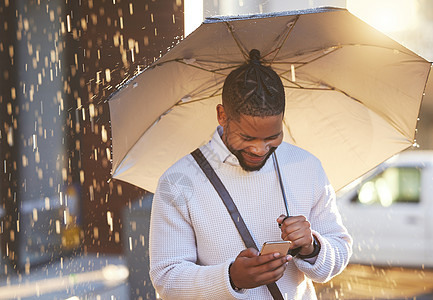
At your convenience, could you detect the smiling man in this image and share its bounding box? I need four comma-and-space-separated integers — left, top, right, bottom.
149, 49, 352, 299
218, 110, 282, 171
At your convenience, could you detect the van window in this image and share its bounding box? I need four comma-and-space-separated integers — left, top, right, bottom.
353, 167, 421, 206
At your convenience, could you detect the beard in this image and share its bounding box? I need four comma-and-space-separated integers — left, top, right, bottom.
226, 143, 277, 172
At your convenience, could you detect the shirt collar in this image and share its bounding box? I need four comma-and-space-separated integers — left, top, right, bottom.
210, 126, 240, 166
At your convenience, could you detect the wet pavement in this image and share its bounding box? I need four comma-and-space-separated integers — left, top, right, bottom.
0, 253, 129, 300
315, 264, 433, 299
2, 257, 433, 299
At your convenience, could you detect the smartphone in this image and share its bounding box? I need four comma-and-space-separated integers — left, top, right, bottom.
259, 241, 292, 256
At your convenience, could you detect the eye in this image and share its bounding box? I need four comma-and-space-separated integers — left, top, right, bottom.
265, 134, 281, 141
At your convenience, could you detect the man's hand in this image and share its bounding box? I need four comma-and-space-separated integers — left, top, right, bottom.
229, 248, 292, 289
277, 215, 314, 256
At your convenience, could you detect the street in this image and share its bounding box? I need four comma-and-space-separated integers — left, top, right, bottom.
315, 264, 433, 299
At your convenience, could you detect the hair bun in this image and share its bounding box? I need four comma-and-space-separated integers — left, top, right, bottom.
249, 49, 261, 65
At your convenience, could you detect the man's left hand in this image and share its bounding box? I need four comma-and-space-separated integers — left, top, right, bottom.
277, 215, 314, 256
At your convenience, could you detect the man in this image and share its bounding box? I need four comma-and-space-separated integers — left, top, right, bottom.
149, 49, 352, 299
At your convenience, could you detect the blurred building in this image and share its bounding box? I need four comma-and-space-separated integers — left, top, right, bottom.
1, 0, 183, 275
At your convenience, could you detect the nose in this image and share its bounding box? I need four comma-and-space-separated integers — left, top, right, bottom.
250, 140, 270, 156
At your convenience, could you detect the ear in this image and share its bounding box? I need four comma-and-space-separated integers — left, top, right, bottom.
216, 104, 228, 127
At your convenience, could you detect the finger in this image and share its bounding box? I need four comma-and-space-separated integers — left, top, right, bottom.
282, 230, 314, 249
255, 260, 289, 285
254, 254, 291, 273
246, 255, 289, 286
281, 215, 308, 228
238, 248, 259, 258
265, 255, 292, 271
281, 217, 311, 238
276, 214, 287, 224
281, 225, 306, 241
254, 252, 283, 266
294, 234, 314, 248
282, 227, 311, 243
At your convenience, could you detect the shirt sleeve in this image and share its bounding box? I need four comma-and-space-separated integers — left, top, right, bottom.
149, 175, 250, 300
293, 164, 353, 283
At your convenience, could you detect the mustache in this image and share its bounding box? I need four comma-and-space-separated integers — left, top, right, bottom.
242, 147, 277, 157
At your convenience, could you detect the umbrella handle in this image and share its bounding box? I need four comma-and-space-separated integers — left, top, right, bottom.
273, 152, 303, 257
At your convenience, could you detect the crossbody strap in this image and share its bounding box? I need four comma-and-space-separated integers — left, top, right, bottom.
191, 148, 284, 300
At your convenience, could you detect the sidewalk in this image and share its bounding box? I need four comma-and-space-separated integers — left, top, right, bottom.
0, 253, 129, 300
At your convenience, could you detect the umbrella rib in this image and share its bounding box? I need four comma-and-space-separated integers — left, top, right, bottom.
267, 15, 300, 65
174, 59, 245, 75
284, 85, 334, 91
279, 47, 342, 77
274, 43, 426, 73
281, 74, 364, 104
282, 119, 296, 144
284, 82, 413, 140
280, 75, 304, 88
174, 59, 229, 76
413, 65, 432, 144
150, 57, 244, 74
175, 93, 222, 106
224, 21, 250, 62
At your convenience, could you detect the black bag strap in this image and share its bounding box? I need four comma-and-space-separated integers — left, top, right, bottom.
191, 148, 284, 300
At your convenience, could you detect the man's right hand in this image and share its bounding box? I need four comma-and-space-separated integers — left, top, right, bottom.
229, 248, 292, 289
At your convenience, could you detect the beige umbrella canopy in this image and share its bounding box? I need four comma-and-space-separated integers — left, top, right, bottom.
108, 7, 431, 193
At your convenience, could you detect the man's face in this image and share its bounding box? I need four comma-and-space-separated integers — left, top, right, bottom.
217, 105, 284, 172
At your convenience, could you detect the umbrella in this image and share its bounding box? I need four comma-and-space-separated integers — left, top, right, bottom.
108, 7, 431, 193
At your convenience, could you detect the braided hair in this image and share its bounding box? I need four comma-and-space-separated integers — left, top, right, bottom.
222, 49, 285, 120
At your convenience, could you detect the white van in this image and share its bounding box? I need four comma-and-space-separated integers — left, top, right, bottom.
336, 150, 433, 267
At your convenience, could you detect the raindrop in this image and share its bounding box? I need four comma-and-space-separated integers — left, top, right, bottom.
7, 127, 13, 146
180, 95, 192, 103
89, 103, 95, 118
80, 170, 85, 183
63, 209, 69, 225
10, 87, 16, 99
33, 208, 38, 222
183, 58, 196, 65
67, 15, 72, 32
35, 149, 40, 163
56, 220, 61, 234
101, 125, 108, 142
105, 69, 111, 82
44, 197, 50, 210
22, 155, 28, 167
8, 45, 14, 59
107, 211, 113, 231
33, 134, 37, 150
